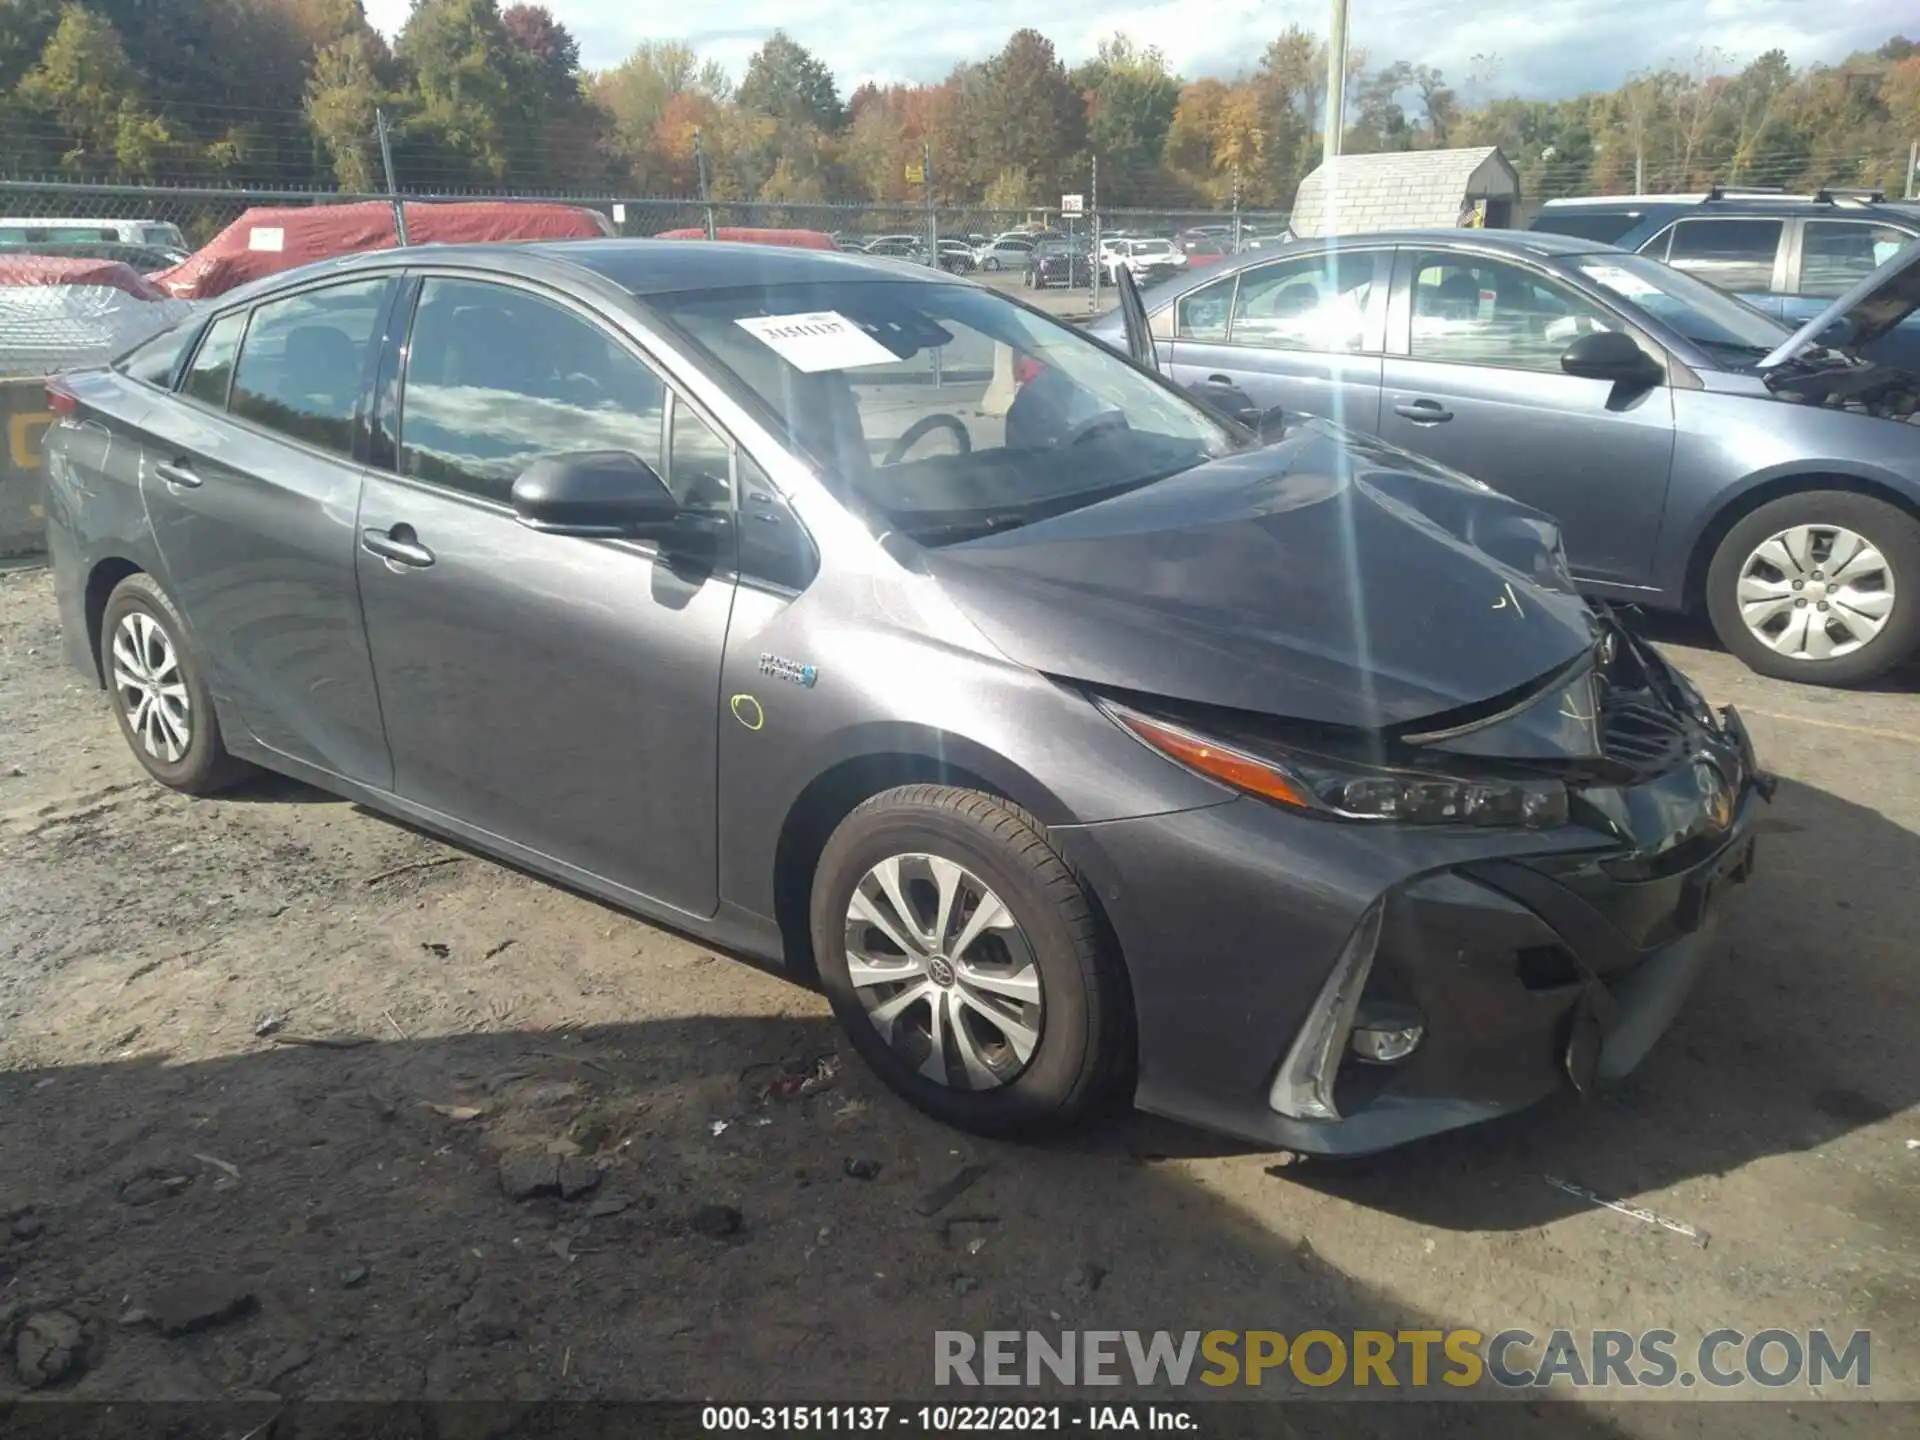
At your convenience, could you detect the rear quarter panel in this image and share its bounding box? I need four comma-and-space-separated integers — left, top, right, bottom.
43, 370, 172, 678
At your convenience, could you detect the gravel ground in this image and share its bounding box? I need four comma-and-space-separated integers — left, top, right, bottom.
0, 559, 1914, 1431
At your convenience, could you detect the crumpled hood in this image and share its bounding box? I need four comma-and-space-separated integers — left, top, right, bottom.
921, 423, 1599, 730
1761, 234, 1920, 369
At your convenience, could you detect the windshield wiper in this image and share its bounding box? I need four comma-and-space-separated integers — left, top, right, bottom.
897, 465, 1199, 547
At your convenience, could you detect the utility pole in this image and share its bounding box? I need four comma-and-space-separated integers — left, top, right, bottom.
375, 106, 407, 247
1908, 139, 1918, 201
1231, 160, 1243, 252
693, 128, 715, 240
924, 139, 937, 267
1089, 154, 1101, 314
1322, 0, 1349, 166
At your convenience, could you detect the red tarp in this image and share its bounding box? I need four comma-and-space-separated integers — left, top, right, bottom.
653, 227, 838, 250
152, 200, 610, 300
0, 255, 168, 300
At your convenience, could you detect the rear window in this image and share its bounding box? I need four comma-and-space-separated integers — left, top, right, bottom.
1530, 210, 1645, 245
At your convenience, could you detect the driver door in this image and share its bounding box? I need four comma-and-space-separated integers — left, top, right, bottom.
1379, 248, 1677, 586
354, 274, 737, 917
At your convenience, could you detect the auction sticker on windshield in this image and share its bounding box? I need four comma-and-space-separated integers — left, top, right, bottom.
735, 311, 899, 372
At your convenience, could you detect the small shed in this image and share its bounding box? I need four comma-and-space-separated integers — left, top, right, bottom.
1289, 146, 1520, 237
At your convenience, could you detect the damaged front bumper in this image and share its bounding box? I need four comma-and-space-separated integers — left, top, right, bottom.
1064, 654, 1774, 1155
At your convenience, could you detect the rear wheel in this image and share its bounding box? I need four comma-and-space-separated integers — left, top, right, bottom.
1706, 491, 1920, 685
810, 786, 1129, 1136
100, 573, 249, 794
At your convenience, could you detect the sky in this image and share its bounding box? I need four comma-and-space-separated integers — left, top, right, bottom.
362, 0, 1913, 99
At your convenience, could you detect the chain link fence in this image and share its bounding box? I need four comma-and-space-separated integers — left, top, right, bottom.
0, 178, 1291, 316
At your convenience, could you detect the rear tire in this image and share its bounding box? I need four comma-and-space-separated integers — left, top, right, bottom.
100, 573, 250, 794
1705, 490, 1920, 685
810, 785, 1129, 1136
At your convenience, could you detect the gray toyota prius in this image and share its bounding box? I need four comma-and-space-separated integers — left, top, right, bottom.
43, 241, 1767, 1153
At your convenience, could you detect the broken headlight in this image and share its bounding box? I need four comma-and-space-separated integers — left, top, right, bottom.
1106, 703, 1569, 829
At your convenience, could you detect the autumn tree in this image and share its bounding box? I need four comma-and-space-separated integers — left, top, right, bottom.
737, 31, 842, 132
1075, 34, 1182, 202
16, 4, 172, 175
972, 30, 1085, 202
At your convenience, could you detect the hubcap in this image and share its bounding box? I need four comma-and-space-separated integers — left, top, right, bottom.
111, 611, 191, 763
843, 854, 1043, 1091
1736, 524, 1894, 661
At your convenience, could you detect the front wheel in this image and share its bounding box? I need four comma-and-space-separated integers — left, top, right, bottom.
982, 257, 1001, 272
100, 573, 250, 793
810, 786, 1130, 1136
1705, 490, 1920, 685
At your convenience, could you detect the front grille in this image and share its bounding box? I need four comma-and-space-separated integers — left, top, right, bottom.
1601, 692, 1693, 776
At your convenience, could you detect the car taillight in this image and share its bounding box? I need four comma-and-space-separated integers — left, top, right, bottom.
45, 382, 77, 416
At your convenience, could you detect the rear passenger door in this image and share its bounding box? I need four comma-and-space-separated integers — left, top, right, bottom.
1163, 248, 1389, 431
139, 276, 398, 786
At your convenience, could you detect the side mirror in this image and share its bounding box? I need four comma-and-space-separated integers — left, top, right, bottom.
1561, 330, 1663, 388
511, 451, 678, 536
1255, 405, 1291, 444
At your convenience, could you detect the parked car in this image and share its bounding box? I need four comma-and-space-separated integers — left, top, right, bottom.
1105, 238, 1186, 285
936, 239, 978, 273
862, 235, 924, 259
0, 239, 190, 273
1091, 230, 1920, 685
0, 217, 189, 251
1174, 230, 1228, 267
42, 239, 1766, 1153
1528, 186, 1920, 368
973, 235, 1036, 271
1024, 238, 1092, 289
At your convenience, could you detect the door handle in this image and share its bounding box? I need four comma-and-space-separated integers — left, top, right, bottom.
1393, 399, 1454, 423
361, 525, 435, 569
155, 459, 201, 488
1206, 373, 1240, 386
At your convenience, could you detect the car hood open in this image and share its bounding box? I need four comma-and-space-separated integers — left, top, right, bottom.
921, 423, 1600, 732
1760, 235, 1920, 369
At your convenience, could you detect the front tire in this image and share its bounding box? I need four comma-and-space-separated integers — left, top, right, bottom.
100, 573, 249, 794
1705, 491, 1920, 685
983, 257, 1001, 272
810, 786, 1129, 1136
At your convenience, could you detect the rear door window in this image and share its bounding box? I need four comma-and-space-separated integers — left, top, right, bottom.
180, 311, 248, 409
1799, 220, 1917, 297
228, 279, 391, 458
1661, 218, 1784, 291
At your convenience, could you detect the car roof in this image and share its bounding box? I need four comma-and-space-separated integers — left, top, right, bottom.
1539, 193, 1920, 222
188, 239, 958, 314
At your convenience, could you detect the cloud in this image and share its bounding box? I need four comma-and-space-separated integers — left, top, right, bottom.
364, 0, 1902, 97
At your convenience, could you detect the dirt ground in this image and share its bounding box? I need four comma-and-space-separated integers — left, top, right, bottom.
1, 559, 1915, 1431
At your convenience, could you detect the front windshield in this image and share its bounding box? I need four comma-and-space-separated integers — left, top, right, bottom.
1569, 252, 1790, 365
651, 279, 1241, 545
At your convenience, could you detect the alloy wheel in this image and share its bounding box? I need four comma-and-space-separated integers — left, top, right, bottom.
843, 853, 1044, 1090
111, 610, 192, 763
1736, 523, 1894, 661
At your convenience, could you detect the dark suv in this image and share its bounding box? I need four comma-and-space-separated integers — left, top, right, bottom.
1529, 186, 1920, 366
1025, 238, 1093, 289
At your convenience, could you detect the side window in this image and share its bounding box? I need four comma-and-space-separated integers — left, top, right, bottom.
1409, 253, 1617, 372
666, 396, 732, 511
735, 454, 818, 593
399, 278, 665, 505
1229, 252, 1379, 354
1800, 221, 1915, 298
1174, 273, 1235, 340
1663, 218, 1783, 291
118, 326, 192, 389
228, 278, 390, 457
180, 311, 247, 409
